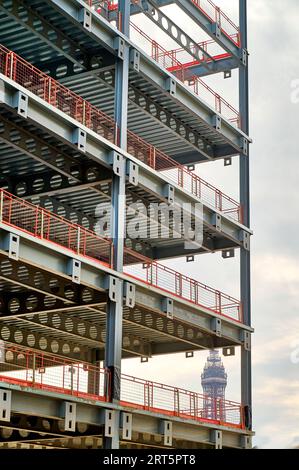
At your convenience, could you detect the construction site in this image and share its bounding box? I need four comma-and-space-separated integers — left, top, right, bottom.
0, 0, 252, 450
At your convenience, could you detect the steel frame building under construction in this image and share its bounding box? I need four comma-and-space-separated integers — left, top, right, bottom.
0, 0, 252, 449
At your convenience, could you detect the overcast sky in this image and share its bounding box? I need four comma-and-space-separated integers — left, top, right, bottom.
123, 0, 299, 449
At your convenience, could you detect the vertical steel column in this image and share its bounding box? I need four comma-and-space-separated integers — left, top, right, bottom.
104, 0, 130, 449
239, 0, 252, 431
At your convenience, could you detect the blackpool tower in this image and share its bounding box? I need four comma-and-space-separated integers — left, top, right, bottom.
201, 350, 227, 421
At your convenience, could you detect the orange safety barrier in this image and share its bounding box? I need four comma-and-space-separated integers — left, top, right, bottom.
0, 188, 242, 323
0, 343, 245, 429
0, 43, 242, 221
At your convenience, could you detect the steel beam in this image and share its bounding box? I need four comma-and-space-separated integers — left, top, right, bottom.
239, 0, 252, 434
173, 57, 239, 78
58, 66, 208, 156
140, 0, 215, 69
0, 321, 91, 362
156, 0, 242, 59
0, 413, 102, 440
111, 1, 240, 77
0, 385, 252, 449
103, 0, 130, 450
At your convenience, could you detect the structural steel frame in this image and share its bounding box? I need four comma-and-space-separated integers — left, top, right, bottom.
0, 0, 252, 449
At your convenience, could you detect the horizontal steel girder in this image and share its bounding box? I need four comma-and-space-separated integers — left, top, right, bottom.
0, 0, 210, 156
0, 320, 91, 362
155, 0, 242, 59
0, 262, 151, 360
58, 65, 208, 156
0, 414, 102, 440
0, 385, 252, 448
108, 1, 242, 64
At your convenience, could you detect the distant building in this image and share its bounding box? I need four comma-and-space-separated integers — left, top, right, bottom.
201, 350, 227, 421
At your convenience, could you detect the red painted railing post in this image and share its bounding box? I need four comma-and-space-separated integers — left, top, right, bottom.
77, 363, 80, 395
39, 208, 44, 239
174, 388, 180, 417
0, 190, 3, 223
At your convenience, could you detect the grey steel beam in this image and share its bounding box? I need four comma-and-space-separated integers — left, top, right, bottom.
0, 0, 93, 70
172, 57, 239, 78
104, 0, 130, 450
57, 66, 207, 156
173, 145, 240, 165
0, 115, 85, 181
123, 306, 213, 350
239, 0, 252, 434
0, 321, 91, 362
0, 250, 106, 307
138, 0, 216, 70
0, 313, 151, 359
0, 384, 253, 449
0, 413, 102, 440
111, 0, 242, 66
0, 251, 151, 358
0, 222, 252, 334
156, 0, 242, 60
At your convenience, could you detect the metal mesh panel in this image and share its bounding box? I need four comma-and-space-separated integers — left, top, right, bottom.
120, 373, 243, 428
0, 190, 113, 267
0, 344, 106, 400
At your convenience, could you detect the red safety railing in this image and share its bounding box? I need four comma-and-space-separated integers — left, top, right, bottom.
0, 344, 107, 401
130, 23, 240, 127
0, 343, 245, 429
123, 248, 242, 322
86, 1, 240, 48
157, 37, 235, 73
120, 373, 244, 429
0, 189, 113, 267
190, 0, 240, 46
0, 188, 242, 323
0, 43, 242, 221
